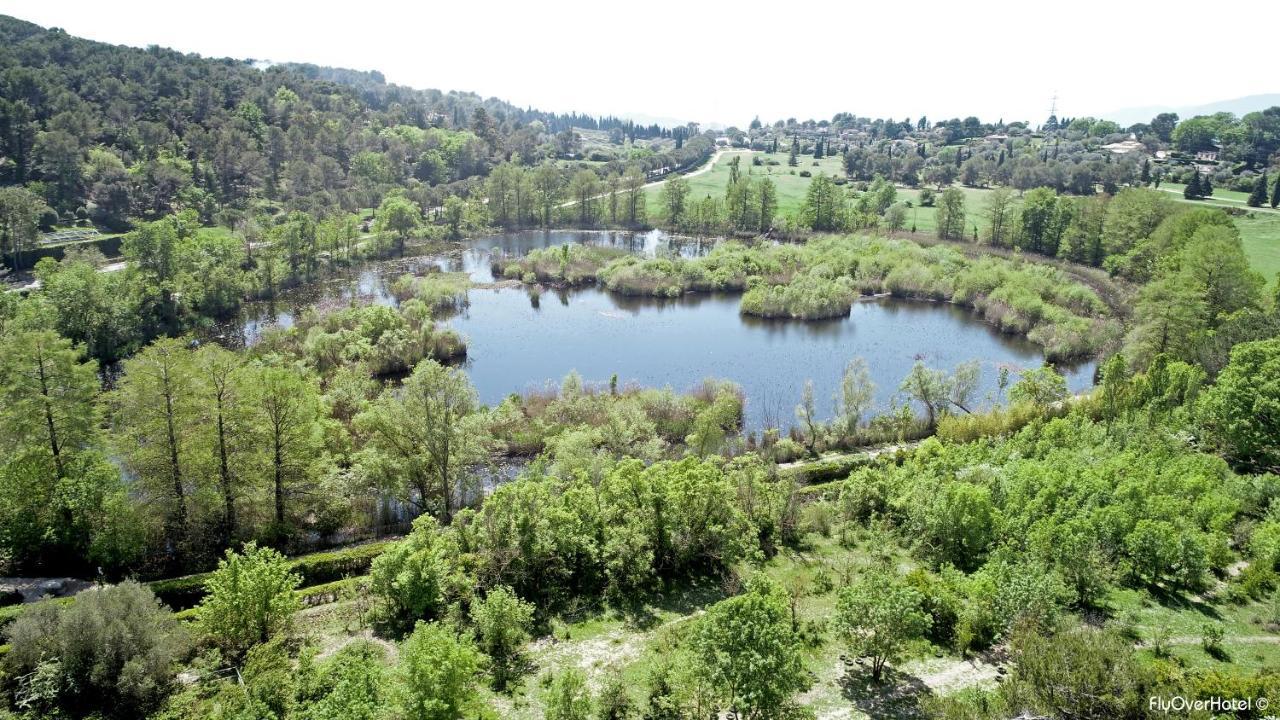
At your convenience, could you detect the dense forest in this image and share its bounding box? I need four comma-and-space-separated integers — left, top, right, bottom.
2, 12, 1280, 720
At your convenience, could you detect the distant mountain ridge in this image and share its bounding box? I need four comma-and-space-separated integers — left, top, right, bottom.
1104, 93, 1280, 126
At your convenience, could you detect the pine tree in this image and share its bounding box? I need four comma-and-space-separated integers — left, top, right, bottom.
814, 138, 824, 159
1202, 174, 1213, 197
1273, 174, 1280, 209
1184, 172, 1202, 199
1248, 173, 1269, 207
788, 137, 799, 166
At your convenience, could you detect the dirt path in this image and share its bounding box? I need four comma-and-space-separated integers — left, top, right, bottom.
1156, 187, 1279, 212
557, 148, 753, 211
776, 441, 919, 473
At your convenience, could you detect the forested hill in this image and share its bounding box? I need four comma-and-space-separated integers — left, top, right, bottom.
0, 14, 684, 227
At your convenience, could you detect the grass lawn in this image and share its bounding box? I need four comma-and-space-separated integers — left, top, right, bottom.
1161, 183, 1280, 281
645, 159, 1280, 286
1107, 585, 1280, 673
643, 150, 848, 221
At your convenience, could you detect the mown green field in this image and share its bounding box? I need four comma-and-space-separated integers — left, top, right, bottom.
643, 150, 848, 220
1161, 183, 1280, 281
643, 156, 1280, 284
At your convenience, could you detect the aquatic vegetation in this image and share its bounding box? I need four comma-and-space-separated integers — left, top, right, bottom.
491, 243, 629, 285
388, 271, 471, 313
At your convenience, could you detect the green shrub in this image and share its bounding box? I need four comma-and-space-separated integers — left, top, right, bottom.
3, 581, 189, 718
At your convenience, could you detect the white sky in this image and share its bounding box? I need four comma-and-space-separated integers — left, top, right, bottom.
3, 0, 1277, 128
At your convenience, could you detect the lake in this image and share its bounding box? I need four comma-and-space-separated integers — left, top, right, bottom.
225, 230, 1097, 431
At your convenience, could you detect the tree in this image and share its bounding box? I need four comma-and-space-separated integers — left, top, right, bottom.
3, 582, 188, 719
0, 329, 99, 483
1184, 172, 1202, 199
1009, 364, 1068, 406
568, 169, 603, 226
788, 137, 799, 166
661, 176, 691, 227
899, 361, 950, 428
249, 365, 324, 531
801, 173, 843, 231
471, 585, 534, 690
835, 357, 875, 439
396, 621, 482, 720
689, 576, 808, 718
192, 344, 250, 545
757, 177, 778, 232
1149, 112, 1178, 142
1179, 225, 1264, 321
1198, 338, 1280, 473
835, 567, 930, 682
935, 187, 966, 240
357, 360, 482, 521
197, 543, 301, 657
533, 163, 564, 226
1125, 275, 1208, 367
375, 195, 422, 253
1273, 173, 1280, 209
1007, 623, 1148, 720
1248, 173, 1269, 207
983, 187, 1016, 247
113, 338, 199, 544
622, 166, 647, 226
0, 186, 49, 270
368, 518, 459, 630
918, 483, 997, 571
795, 379, 821, 456
1016, 187, 1064, 255
544, 667, 593, 720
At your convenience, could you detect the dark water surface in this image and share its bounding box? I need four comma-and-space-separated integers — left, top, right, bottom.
224, 230, 1096, 431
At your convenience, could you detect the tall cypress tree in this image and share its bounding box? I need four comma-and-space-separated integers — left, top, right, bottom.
1202, 173, 1213, 197
1140, 158, 1151, 185
1273, 174, 1280, 209
1248, 173, 1269, 207
1184, 172, 1202, 199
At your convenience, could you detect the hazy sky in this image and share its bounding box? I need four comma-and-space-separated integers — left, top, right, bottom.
4, 0, 1277, 127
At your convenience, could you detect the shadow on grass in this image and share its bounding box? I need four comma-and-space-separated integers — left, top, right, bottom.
619, 577, 731, 631
1148, 584, 1222, 620
838, 664, 933, 720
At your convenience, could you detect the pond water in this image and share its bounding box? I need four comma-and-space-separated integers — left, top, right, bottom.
223, 230, 1096, 431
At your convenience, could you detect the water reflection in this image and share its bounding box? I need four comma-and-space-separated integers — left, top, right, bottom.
219, 230, 1097, 431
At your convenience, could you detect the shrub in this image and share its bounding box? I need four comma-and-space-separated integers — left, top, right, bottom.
471, 585, 534, 690
196, 543, 301, 656
369, 518, 464, 633
543, 667, 593, 720
395, 621, 483, 720
4, 581, 189, 718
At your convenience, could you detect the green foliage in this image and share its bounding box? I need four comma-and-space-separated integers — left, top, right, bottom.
369, 517, 462, 632
1007, 364, 1068, 406
543, 667, 594, 720
690, 576, 809, 717
835, 567, 931, 681
495, 244, 628, 285
196, 543, 302, 656
1198, 338, 1280, 473
470, 585, 534, 689
356, 360, 486, 519
3, 581, 188, 718
1002, 623, 1151, 720
395, 621, 482, 720
599, 236, 1112, 359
